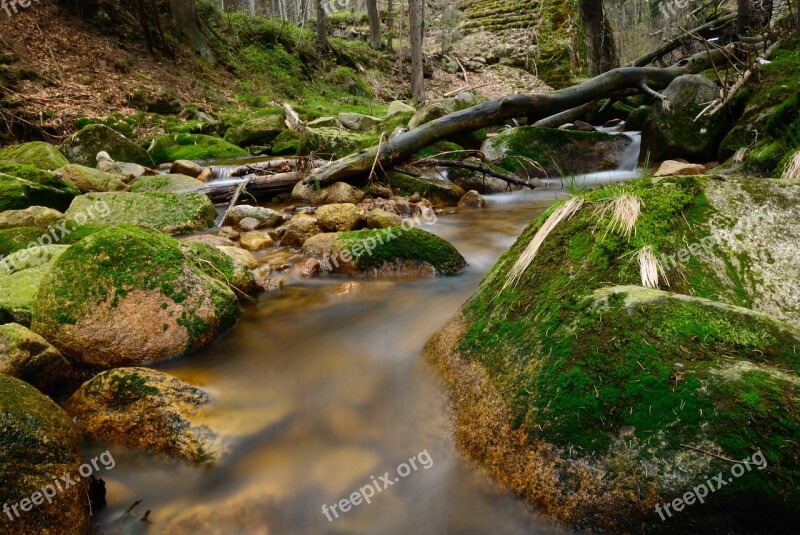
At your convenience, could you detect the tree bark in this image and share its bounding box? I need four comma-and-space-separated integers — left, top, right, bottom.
387, 0, 395, 53
169, 0, 215, 63
305, 46, 733, 186
315, 0, 329, 50
409, 0, 425, 102
737, 0, 753, 36
579, 0, 619, 75
367, 0, 381, 50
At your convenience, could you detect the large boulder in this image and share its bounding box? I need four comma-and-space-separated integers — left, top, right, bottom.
0, 245, 70, 325
148, 134, 248, 164
31, 226, 239, 368
56, 164, 129, 193
0, 172, 78, 212
61, 124, 154, 167
642, 74, 724, 162
223, 114, 286, 147
0, 206, 63, 229
291, 180, 366, 205
0, 141, 69, 171
338, 112, 382, 132
303, 227, 466, 276
0, 161, 81, 196
481, 126, 633, 177
280, 213, 322, 247
0, 322, 73, 393
0, 375, 88, 534
298, 127, 376, 159
65, 192, 217, 234
130, 174, 205, 193
424, 175, 800, 532
65, 368, 219, 464
182, 241, 257, 297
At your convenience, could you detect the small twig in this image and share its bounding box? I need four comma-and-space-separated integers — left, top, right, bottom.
410, 158, 539, 189
368, 133, 387, 185
443, 82, 491, 98
680, 444, 756, 465
124, 500, 142, 515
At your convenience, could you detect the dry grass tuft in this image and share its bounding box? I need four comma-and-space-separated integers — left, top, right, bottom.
638, 246, 669, 289
596, 194, 641, 239
502, 197, 585, 291
781, 150, 800, 180
733, 147, 748, 164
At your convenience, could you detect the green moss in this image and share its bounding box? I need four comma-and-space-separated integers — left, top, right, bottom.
412, 141, 467, 160
271, 130, 301, 155
0, 172, 77, 212
130, 174, 205, 193
0, 142, 68, 171
337, 227, 466, 275
0, 161, 80, 196
148, 133, 248, 164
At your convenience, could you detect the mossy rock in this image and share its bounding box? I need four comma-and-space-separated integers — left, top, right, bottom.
0, 141, 69, 171
61, 124, 154, 167
148, 133, 248, 164
303, 226, 466, 276
0, 225, 105, 258
65, 192, 217, 234
31, 226, 239, 368
480, 125, 632, 176
0, 172, 78, 212
223, 113, 286, 148
182, 241, 257, 297
0, 375, 88, 534
130, 174, 205, 193
0, 206, 64, 230
0, 161, 81, 196
64, 368, 219, 464
423, 175, 800, 531
0, 245, 70, 325
271, 129, 301, 155
385, 171, 464, 207
411, 140, 467, 161
408, 94, 476, 129
625, 105, 651, 131
298, 127, 377, 159
0, 322, 73, 394
56, 164, 129, 193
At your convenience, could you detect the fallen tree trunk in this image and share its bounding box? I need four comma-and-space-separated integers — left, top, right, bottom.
306, 46, 734, 187
198, 172, 305, 203
533, 101, 597, 128
409, 159, 539, 189
229, 158, 328, 177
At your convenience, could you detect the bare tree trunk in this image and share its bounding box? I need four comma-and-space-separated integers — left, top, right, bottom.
409, 0, 425, 102
387, 0, 395, 53
579, 0, 619, 75
305, 46, 733, 185
315, 0, 329, 49
367, 0, 382, 49
737, 0, 754, 35
169, 0, 215, 63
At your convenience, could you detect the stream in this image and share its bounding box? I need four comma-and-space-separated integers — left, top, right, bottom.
93, 134, 642, 534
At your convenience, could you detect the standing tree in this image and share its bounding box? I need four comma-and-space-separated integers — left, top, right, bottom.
387, 0, 395, 53
315, 0, 330, 49
409, 0, 425, 101
578, 0, 619, 75
737, 0, 753, 36
367, 0, 382, 50
169, 0, 215, 63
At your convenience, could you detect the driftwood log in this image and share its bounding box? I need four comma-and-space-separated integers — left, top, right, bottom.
197, 172, 305, 203
305, 46, 734, 187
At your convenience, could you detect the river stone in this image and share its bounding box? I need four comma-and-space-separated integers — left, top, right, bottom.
0, 172, 79, 212
458, 190, 486, 208
61, 124, 153, 167
280, 213, 322, 247
324, 182, 366, 204
0, 322, 73, 393
31, 226, 239, 368
298, 127, 376, 159
0, 161, 81, 197
56, 164, 129, 193
224, 205, 284, 228
423, 175, 800, 531
217, 246, 258, 269
0, 141, 69, 171
182, 234, 237, 248
183, 241, 257, 297
223, 114, 286, 147
654, 160, 707, 177
366, 208, 402, 229
170, 159, 204, 178
96, 157, 149, 181
385, 171, 463, 207
387, 101, 416, 116
65, 368, 220, 464
148, 134, 249, 164
642, 74, 724, 162
0, 375, 88, 534
480, 126, 633, 177
239, 231, 274, 252
0, 206, 63, 229
130, 174, 205, 193
316, 203, 363, 232
338, 112, 382, 132
238, 217, 262, 231
65, 192, 217, 234
304, 227, 466, 277
0, 245, 70, 326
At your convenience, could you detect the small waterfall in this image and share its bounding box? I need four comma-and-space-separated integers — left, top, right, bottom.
616, 131, 642, 171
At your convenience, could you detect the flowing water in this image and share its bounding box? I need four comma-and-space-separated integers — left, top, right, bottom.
95, 139, 641, 534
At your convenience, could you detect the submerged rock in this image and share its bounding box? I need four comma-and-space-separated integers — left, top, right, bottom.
65, 192, 217, 234
0, 375, 87, 534
424, 175, 800, 532
0, 322, 73, 393
61, 124, 153, 167
65, 368, 219, 464
31, 226, 238, 368
0, 141, 69, 171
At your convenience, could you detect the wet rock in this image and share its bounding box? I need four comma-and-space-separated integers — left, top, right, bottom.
182, 234, 236, 248
237, 217, 261, 231
316, 203, 364, 232
61, 124, 153, 167
148, 134, 248, 164
0, 141, 69, 171
197, 167, 213, 182
225, 205, 284, 228
385, 171, 463, 207
253, 267, 282, 292
170, 159, 204, 178
223, 114, 286, 147
370, 183, 393, 199
0, 375, 87, 534
130, 174, 205, 193
184, 241, 257, 297
561, 120, 596, 132
216, 226, 241, 241
217, 246, 258, 269
56, 164, 129, 193
458, 190, 486, 208
0, 245, 70, 325
291, 180, 366, 205
366, 208, 403, 228
31, 226, 239, 368
239, 231, 274, 251
654, 160, 707, 177
0, 206, 63, 229
280, 213, 322, 247
65, 368, 219, 464
0, 322, 73, 393
66, 192, 217, 234
294, 258, 320, 279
